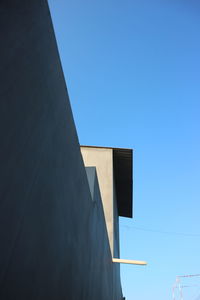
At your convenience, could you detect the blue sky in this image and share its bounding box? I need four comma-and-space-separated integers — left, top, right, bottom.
48, 1, 200, 299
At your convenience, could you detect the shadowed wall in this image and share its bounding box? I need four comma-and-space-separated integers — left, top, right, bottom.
0, 1, 123, 299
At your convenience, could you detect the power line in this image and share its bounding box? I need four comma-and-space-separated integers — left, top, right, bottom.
178, 275, 200, 278
121, 225, 200, 237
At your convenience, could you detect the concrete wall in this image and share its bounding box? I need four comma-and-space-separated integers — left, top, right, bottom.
81, 147, 114, 254
86, 167, 123, 299
113, 183, 120, 259
81, 147, 121, 260
0, 1, 123, 299
113, 183, 122, 300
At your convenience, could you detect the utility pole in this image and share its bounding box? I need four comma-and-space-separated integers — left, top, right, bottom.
177, 277, 184, 300
172, 274, 200, 300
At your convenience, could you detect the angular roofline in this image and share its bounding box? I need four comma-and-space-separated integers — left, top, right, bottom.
81, 145, 134, 151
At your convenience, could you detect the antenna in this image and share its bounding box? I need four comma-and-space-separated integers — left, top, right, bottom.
172, 274, 200, 300
177, 277, 184, 300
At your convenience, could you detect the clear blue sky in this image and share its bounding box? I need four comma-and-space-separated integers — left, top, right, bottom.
48, 1, 200, 299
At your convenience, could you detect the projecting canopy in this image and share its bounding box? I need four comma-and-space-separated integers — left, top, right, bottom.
81, 146, 133, 218
113, 147, 133, 218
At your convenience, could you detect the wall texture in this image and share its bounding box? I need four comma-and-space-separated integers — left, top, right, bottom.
81, 147, 114, 255
0, 1, 123, 299
85, 167, 122, 300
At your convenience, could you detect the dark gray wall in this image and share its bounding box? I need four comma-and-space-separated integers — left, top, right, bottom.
0, 1, 123, 299
113, 183, 122, 300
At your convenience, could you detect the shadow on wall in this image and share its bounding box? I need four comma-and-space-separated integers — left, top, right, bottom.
0, 1, 123, 300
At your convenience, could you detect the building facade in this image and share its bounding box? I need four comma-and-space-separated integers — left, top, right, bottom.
0, 1, 133, 299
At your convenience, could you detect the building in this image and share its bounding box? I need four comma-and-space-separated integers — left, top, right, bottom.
81, 146, 133, 300
0, 1, 136, 299
81, 146, 133, 258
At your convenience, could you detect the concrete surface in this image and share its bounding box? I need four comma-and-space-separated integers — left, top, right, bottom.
81, 146, 133, 257
86, 167, 122, 300
81, 148, 122, 300
0, 1, 123, 299
81, 147, 115, 255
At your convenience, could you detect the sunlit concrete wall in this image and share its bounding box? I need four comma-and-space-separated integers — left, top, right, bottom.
81, 147, 114, 254
80, 146, 121, 259
0, 1, 123, 299
81, 148, 122, 300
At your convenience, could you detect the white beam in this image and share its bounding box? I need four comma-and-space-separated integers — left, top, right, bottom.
113, 258, 147, 266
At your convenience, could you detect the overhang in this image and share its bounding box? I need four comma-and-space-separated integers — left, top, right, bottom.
81, 146, 133, 218
113, 148, 133, 218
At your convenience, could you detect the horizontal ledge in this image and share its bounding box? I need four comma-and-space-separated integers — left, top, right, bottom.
112, 258, 147, 266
